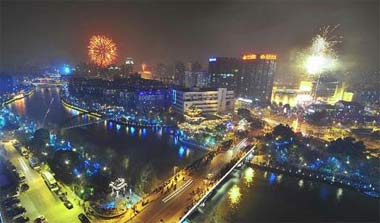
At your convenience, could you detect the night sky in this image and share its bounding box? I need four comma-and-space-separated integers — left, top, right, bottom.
1, 0, 379, 75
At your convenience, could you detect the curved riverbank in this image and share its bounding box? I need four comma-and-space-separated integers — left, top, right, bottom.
61, 96, 177, 128
1, 89, 34, 107
249, 162, 380, 198
61, 97, 102, 118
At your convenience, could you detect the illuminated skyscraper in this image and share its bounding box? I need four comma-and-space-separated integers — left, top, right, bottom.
208, 57, 240, 91
238, 53, 277, 105
123, 57, 134, 76
174, 61, 186, 86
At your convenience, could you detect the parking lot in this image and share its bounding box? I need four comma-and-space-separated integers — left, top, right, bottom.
1, 141, 84, 223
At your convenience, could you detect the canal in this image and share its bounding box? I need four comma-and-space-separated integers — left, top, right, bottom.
7, 87, 206, 191
8, 87, 379, 222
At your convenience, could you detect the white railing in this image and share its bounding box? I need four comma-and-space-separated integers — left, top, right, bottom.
178, 145, 255, 223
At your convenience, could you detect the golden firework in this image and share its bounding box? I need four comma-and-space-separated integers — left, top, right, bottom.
88, 35, 118, 68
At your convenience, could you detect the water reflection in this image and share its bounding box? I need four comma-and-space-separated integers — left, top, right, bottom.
298, 179, 304, 188
244, 167, 255, 187
192, 168, 379, 223
276, 174, 283, 183
228, 184, 242, 207
336, 188, 343, 200
268, 172, 276, 185
319, 186, 329, 200
14, 98, 26, 116
130, 126, 135, 135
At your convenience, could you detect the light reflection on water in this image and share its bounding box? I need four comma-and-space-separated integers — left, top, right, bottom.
336, 188, 343, 200
8, 87, 207, 192
193, 167, 379, 223
228, 184, 242, 207
244, 167, 255, 187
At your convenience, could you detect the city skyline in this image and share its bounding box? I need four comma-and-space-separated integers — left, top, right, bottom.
1, 1, 379, 223
1, 0, 379, 76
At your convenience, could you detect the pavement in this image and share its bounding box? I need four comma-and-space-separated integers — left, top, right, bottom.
1, 141, 84, 223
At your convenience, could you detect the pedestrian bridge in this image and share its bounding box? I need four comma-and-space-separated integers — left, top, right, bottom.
179, 145, 255, 223
60, 112, 109, 131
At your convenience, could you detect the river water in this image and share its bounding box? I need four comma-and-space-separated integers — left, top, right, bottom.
8, 87, 379, 222
192, 167, 379, 222
7, 87, 205, 189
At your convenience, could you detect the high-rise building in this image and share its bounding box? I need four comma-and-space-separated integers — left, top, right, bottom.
314, 75, 339, 99
123, 57, 134, 76
238, 53, 277, 105
208, 57, 240, 91
184, 71, 197, 88
154, 63, 173, 84
195, 71, 209, 88
191, 61, 202, 72
174, 61, 186, 86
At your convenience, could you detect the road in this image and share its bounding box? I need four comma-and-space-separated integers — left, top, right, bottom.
1, 141, 83, 223
128, 138, 248, 223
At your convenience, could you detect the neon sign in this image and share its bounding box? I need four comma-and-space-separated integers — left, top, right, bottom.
242, 54, 257, 60
260, 54, 277, 60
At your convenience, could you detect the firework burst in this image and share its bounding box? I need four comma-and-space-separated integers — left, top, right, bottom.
88, 35, 118, 68
301, 25, 343, 75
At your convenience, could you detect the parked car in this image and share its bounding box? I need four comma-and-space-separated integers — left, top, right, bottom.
64, 201, 73, 209
21, 147, 29, 158
6, 206, 26, 217
2, 197, 20, 207
78, 213, 90, 223
29, 157, 41, 171
4, 203, 21, 212
18, 172, 26, 182
59, 194, 68, 202
20, 183, 29, 192
34, 215, 47, 223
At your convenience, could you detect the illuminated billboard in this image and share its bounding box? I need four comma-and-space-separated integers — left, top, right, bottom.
260, 54, 277, 60
242, 54, 257, 60
209, 58, 217, 62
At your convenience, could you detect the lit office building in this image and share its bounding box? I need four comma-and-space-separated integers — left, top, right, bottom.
238, 53, 277, 105
314, 75, 339, 99
172, 87, 234, 115
208, 57, 240, 91
123, 57, 134, 76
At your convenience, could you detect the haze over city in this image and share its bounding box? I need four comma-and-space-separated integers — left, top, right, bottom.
0, 1, 379, 223
2, 1, 379, 76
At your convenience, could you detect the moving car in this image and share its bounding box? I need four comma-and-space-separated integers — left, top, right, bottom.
78, 213, 91, 223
